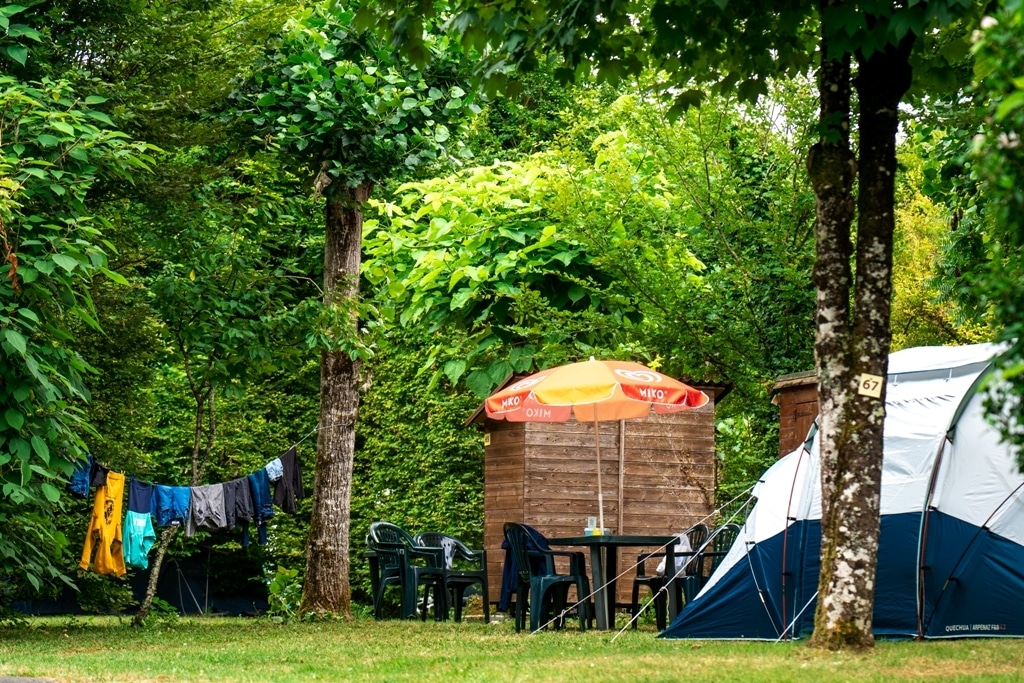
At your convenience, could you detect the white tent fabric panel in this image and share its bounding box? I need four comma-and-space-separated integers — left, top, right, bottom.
935, 388, 1024, 546
700, 443, 819, 597
879, 372, 978, 515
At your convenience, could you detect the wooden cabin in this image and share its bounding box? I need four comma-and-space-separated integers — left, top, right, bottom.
772, 370, 818, 456
469, 386, 724, 608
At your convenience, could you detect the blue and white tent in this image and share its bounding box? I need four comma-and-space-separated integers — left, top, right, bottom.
662, 343, 1024, 640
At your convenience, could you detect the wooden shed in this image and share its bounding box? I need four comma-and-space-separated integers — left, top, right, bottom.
772, 370, 818, 456
469, 386, 724, 608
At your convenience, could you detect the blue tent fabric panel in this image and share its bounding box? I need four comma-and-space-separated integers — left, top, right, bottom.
790, 520, 820, 638
922, 512, 1024, 638
661, 528, 789, 640
871, 513, 921, 637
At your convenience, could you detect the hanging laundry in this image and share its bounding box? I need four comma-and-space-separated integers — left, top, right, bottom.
122, 477, 157, 569
128, 477, 156, 515
90, 461, 110, 489
123, 511, 156, 569
185, 483, 227, 537
272, 446, 305, 514
67, 452, 95, 499
79, 472, 127, 577
264, 457, 283, 482
246, 468, 274, 547
223, 477, 254, 530
153, 485, 191, 527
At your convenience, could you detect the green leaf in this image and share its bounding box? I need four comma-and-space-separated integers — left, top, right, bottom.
30, 435, 49, 463
84, 95, 107, 105
86, 111, 113, 126
5, 45, 27, 66
51, 254, 78, 273
36, 134, 60, 147
17, 308, 39, 324
509, 345, 534, 373
41, 482, 60, 502
100, 267, 129, 285
11, 437, 30, 462
465, 369, 494, 397
4, 409, 24, 431
443, 359, 466, 385
3, 329, 27, 356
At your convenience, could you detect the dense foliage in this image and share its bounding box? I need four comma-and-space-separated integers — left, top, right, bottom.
0, 71, 154, 599
970, 5, 1024, 462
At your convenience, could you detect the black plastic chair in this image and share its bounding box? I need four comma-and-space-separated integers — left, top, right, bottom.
701, 523, 741, 581
630, 523, 709, 629
415, 532, 490, 623
367, 521, 447, 620
503, 522, 591, 633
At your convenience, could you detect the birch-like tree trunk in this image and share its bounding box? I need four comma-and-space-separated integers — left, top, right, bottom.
300, 181, 372, 617
808, 6, 915, 648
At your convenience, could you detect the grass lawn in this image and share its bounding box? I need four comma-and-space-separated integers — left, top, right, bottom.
1, 615, 1023, 682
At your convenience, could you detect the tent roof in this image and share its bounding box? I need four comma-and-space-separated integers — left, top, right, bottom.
887, 342, 1003, 376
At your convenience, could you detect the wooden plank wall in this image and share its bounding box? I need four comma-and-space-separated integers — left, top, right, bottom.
483, 403, 715, 608
483, 420, 524, 604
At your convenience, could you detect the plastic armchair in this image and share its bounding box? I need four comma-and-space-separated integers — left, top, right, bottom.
415, 532, 490, 623
630, 524, 709, 629
367, 521, 447, 620
503, 522, 590, 633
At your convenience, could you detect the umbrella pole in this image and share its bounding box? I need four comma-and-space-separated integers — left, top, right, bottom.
594, 417, 605, 532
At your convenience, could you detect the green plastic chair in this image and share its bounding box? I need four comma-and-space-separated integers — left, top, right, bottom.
367, 521, 447, 620
503, 522, 590, 633
414, 532, 490, 623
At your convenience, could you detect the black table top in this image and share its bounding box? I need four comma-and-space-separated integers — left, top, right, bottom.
548, 534, 678, 547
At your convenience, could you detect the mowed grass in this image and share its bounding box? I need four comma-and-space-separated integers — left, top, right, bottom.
2, 616, 1024, 683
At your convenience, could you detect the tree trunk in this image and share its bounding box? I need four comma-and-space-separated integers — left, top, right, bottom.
809, 9, 914, 648
131, 526, 179, 626
300, 181, 372, 617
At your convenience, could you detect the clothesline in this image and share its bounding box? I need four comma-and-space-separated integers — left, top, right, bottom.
74, 428, 319, 579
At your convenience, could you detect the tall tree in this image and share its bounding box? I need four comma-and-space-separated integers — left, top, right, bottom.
369, 0, 981, 648
239, 1, 475, 616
